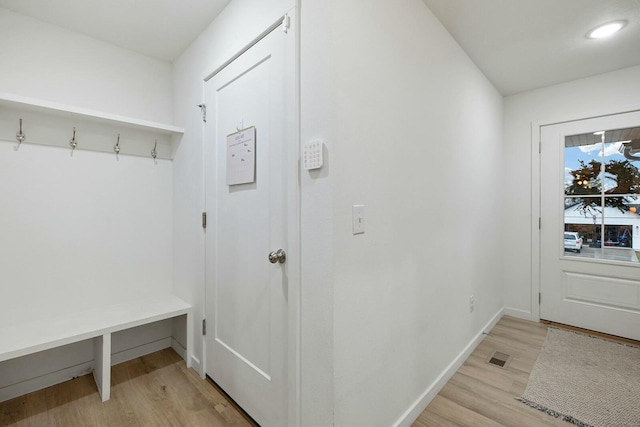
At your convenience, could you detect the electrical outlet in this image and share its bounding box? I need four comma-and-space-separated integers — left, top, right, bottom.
469, 295, 475, 313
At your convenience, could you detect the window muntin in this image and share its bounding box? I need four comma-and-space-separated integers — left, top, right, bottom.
563, 128, 640, 263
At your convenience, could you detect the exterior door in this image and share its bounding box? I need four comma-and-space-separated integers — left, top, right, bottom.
204, 17, 295, 427
540, 110, 640, 341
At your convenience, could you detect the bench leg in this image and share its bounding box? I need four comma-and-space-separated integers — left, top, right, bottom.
93, 333, 111, 402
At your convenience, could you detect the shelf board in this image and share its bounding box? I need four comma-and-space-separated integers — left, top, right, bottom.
0, 92, 184, 159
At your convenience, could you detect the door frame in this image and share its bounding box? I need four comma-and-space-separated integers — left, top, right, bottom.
200, 9, 301, 426
531, 102, 640, 322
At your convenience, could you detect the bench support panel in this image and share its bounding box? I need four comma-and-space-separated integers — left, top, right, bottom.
93, 333, 111, 402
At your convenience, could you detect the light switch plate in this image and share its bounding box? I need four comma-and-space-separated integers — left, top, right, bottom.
303, 140, 323, 170
352, 205, 365, 234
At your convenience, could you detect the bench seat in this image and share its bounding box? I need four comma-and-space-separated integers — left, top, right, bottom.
0, 294, 192, 401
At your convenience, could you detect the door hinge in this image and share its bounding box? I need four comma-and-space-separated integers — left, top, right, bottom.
538, 292, 541, 304
539, 217, 541, 229
282, 14, 290, 34
539, 140, 541, 154
202, 212, 207, 229
202, 319, 207, 336
197, 104, 207, 123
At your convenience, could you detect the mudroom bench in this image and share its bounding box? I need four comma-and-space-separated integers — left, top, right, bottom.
0, 294, 192, 402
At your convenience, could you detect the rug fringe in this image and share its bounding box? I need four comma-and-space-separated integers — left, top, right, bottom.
516, 397, 596, 427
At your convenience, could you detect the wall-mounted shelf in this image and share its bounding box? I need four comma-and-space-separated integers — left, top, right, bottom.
0, 92, 184, 160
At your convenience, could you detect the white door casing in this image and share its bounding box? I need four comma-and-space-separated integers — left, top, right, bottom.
539, 110, 640, 341
203, 14, 298, 427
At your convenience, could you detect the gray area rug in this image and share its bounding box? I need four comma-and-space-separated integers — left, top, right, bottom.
518, 327, 640, 427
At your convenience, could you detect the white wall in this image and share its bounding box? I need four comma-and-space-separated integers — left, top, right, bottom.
0, 6, 174, 324
0, 7, 175, 399
503, 65, 640, 318
325, 1, 504, 425
0, 8, 172, 123
299, 1, 336, 425
0, 145, 173, 325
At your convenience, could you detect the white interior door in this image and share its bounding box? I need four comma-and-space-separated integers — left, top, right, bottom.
204, 17, 295, 427
540, 110, 640, 341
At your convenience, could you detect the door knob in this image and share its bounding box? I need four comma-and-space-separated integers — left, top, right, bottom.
268, 249, 286, 264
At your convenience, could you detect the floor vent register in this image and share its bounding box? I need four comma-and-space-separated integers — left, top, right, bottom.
486, 351, 512, 369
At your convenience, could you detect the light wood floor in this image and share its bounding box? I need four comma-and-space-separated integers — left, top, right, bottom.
0, 349, 255, 427
413, 316, 572, 427
1, 317, 577, 427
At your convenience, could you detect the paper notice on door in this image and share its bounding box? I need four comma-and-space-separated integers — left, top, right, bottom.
226, 127, 256, 186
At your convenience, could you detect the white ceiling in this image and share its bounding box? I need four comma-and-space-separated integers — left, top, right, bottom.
423, 0, 640, 95
1, 0, 639, 94
0, 0, 231, 62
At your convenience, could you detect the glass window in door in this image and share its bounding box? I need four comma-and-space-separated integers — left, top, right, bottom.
564, 127, 640, 263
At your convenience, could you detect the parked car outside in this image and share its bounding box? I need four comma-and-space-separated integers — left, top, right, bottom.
564, 232, 583, 253
619, 233, 631, 247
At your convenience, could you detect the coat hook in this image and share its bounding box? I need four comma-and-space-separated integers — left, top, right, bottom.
16, 118, 26, 144
151, 140, 157, 160
69, 127, 77, 152
114, 134, 121, 156
197, 104, 206, 123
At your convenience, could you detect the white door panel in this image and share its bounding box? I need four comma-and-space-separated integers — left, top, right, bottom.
540, 110, 640, 340
204, 18, 293, 427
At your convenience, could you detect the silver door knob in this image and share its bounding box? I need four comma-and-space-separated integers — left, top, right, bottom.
268, 249, 286, 264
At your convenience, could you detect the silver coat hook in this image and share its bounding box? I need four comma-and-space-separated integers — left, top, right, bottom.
151, 140, 157, 160
16, 118, 26, 144
69, 127, 77, 152
197, 104, 206, 123
114, 134, 121, 156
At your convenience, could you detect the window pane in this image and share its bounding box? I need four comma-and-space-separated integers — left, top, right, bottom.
565, 138, 602, 196
602, 195, 638, 250
564, 129, 640, 263
604, 140, 640, 195
565, 197, 601, 256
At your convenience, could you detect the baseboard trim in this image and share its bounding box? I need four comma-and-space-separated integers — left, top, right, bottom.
111, 337, 172, 366
191, 354, 204, 378
0, 361, 94, 403
393, 307, 505, 427
503, 307, 531, 320
171, 338, 187, 360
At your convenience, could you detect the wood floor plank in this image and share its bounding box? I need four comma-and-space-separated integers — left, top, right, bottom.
413, 406, 468, 427
445, 373, 568, 427
421, 395, 507, 427
456, 360, 517, 393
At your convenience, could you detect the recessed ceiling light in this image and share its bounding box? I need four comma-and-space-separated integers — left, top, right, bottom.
587, 21, 627, 39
